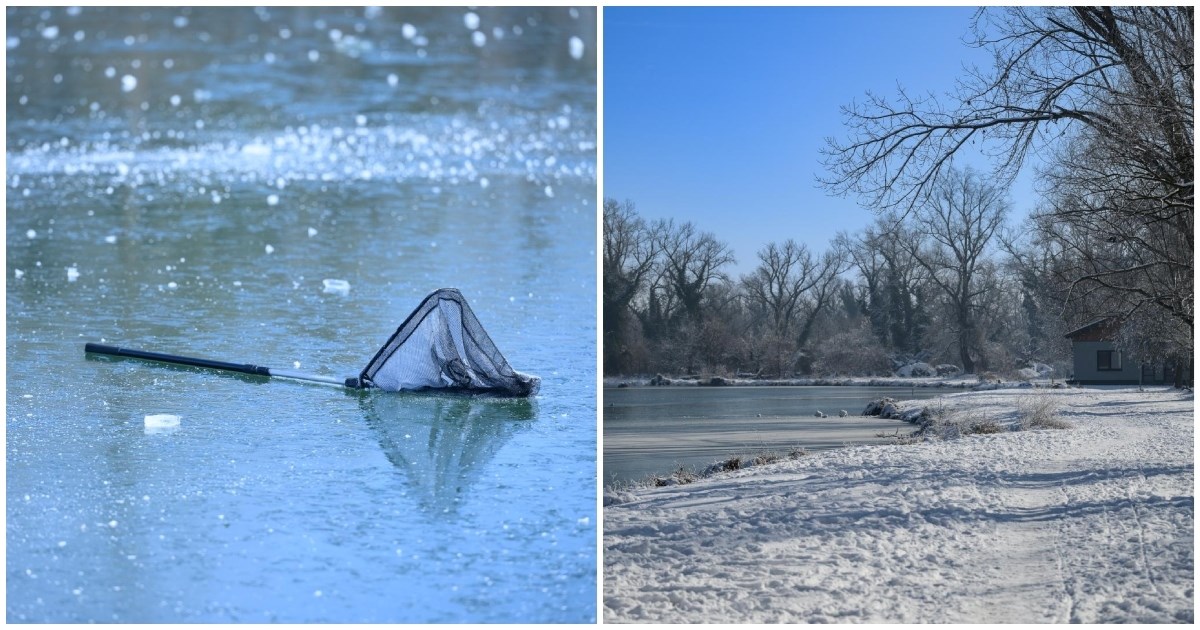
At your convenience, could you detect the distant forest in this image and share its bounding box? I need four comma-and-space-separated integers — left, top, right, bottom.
604, 7, 1192, 380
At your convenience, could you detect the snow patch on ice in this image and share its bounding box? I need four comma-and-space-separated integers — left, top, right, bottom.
144, 414, 181, 435
322, 279, 350, 295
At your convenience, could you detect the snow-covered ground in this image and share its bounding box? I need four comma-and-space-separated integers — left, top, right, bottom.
604, 387, 1194, 623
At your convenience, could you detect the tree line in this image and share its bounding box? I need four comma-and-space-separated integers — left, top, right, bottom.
605, 7, 1192, 382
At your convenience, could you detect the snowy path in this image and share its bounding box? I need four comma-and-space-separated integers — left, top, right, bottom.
603, 388, 1194, 623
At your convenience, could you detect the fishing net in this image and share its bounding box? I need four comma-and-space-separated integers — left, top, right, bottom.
355, 288, 540, 396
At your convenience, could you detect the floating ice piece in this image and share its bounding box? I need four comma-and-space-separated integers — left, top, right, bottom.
264, 244, 275, 254
42, 26, 59, 40
472, 31, 486, 47
266, 194, 279, 206
463, 12, 480, 30
67, 267, 80, 282
839, 409, 848, 417
307, 227, 318, 237
105, 235, 118, 244
569, 36, 585, 60
401, 24, 416, 40
322, 279, 350, 295
26, 229, 36, 239
14, 269, 24, 279
387, 73, 399, 87
144, 414, 181, 435
121, 75, 137, 92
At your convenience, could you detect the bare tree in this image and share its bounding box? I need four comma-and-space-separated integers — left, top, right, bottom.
905, 168, 1008, 373
602, 199, 663, 372
741, 240, 842, 339
740, 240, 845, 376
821, 6, 1192, 216
657, 220, 736, 326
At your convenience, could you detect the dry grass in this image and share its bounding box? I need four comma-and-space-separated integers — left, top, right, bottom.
1017, 392, 1071, 430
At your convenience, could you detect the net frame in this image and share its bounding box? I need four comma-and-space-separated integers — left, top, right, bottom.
358, 288, 539, 396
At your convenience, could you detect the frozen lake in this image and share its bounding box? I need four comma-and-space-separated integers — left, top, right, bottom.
604, 386, 956, 485
6, 7, 596, 623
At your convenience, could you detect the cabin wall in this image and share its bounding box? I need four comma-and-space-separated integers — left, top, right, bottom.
1071, 341, 1141, 384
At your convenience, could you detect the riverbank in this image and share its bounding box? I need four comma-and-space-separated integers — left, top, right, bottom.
603, 386, 1194, 623
604, 374, 1041, 390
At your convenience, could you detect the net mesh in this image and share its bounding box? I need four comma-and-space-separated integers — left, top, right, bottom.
358, 288, 540, 396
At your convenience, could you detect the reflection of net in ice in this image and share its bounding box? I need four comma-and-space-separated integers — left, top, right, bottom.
359, 288, 539, 396
363, 394, 535, 515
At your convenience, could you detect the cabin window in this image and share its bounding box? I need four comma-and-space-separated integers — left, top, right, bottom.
1097, 349, 1122, 371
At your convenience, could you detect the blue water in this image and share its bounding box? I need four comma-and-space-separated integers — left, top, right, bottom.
6, 6, 596, 623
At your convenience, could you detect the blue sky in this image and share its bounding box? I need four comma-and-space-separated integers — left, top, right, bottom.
604, 6, 1037, 274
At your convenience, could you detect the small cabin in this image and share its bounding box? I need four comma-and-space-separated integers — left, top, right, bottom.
1064, 319, 1191, 386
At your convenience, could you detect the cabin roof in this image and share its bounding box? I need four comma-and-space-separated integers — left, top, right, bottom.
1064, 318, 1118, 340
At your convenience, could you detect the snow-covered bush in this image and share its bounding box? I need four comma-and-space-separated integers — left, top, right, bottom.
1016, 392, 1070, 430
895, 362, 936, 377
811, 320, 892, 375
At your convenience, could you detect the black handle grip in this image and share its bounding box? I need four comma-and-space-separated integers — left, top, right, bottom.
85, 342, 271, 377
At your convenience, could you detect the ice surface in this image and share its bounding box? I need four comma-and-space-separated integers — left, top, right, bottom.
322, 278, 350, 295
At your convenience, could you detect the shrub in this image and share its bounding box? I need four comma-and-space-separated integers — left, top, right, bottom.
1016, 392, 1070, 430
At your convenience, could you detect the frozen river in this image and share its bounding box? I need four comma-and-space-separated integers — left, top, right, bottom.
604, 385, 957, 485
6, 7, 596, 623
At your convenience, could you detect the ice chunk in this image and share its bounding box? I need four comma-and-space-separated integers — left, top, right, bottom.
387, 73, 399, 87
41, 25, 59, 39
121, 75, 137, 92
144, 414, 181, 435
322, 279, 350, 295
26, 229, 36, 239
401, 24, 416, 40
463, 12, 480, 30
105, 235, 118, 244
266, 194, 279, 206
14, 269, 24, 279
569, 36, 585, 60
472, 31, 486, 47
67, 267, 80, 282
264, 244, 275, 254
307, 227, 318, 237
